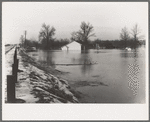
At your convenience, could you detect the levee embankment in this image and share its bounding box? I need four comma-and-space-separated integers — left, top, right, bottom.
5, 48, 79, 103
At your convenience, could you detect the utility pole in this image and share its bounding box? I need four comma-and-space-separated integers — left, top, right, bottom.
21, 35, 23, 47
24, 30, 27, 48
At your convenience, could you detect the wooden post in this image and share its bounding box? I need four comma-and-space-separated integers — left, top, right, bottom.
13, 47, 19, 83
12, 64, 16, 83
12, 59, 19, 83
14, 48, 17, 64
7, 75, 15, 103
16, 59, 19, 72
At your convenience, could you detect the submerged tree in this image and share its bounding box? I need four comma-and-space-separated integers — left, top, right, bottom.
71, 21, 96, 50
39, 23, 56, 50
131, 24, 141, 42
130, 24, 144, 48
120, 26, 130, 48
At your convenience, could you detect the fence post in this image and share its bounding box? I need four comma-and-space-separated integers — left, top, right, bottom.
7, 75, 15, 103
16, 59, 19, 72
14, 48, 17, 64
12, 47, 19, 83
12, 59, 19, 83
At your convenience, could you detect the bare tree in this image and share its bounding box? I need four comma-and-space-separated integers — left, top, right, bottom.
39, 23, 56, 49
71, 31, 83, 42
120, 27, 130, 48
130, 24, 145, 48
130, 24, 141, 41
79, 22, 95, 43
120, 27, 130, 41
71, 22, 96, 50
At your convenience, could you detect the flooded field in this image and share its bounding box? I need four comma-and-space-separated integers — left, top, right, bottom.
28, 46, 146, 103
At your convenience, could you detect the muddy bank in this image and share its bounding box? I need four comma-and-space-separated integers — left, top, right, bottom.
15, 48, 79, 103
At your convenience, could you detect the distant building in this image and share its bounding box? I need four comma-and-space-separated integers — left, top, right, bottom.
61, 41, 82, 51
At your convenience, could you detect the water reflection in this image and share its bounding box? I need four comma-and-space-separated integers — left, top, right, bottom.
120, 49, 138, 58
38, 50, 56, 68
79, 51, 93, 75
81, 50, 89, 54
133, 48, 137, 59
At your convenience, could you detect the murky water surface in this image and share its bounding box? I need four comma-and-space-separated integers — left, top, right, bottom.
28, 46, 146, 103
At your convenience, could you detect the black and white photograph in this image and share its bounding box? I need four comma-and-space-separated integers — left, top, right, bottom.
2, 1, 148, 120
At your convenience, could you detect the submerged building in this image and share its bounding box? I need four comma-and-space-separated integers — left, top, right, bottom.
61, 41, 82, 51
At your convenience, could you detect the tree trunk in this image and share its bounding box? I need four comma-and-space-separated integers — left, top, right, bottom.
47, 39, 49, 50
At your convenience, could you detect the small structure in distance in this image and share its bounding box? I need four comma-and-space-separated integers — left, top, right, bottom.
61, 41, 81, 51
26, 46, 36, 52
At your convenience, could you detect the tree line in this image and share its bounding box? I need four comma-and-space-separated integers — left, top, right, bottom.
20, 22, 145, 50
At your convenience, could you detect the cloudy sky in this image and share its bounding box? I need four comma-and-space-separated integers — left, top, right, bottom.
2, 2, 148, 44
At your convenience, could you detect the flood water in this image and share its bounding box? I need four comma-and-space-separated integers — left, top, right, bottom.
28, 46, 146, 103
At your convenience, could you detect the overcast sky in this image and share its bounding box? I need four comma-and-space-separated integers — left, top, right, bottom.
2, 2, 148, 44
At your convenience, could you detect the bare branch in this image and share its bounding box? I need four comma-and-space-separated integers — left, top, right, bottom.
120, 26, 130, 41
39, 23, 56, 49
130, 24, 141, 41
88, 33, 96, 38
71, 21, 95, 44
